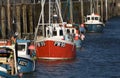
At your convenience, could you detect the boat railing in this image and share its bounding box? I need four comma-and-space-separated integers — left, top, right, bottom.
0, 48, 16, 75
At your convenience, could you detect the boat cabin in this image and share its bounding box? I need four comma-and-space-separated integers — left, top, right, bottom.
46, 23, 76, 40
46, 24, 64, 38
17, 40, 31, 56
85, 13, 101, 23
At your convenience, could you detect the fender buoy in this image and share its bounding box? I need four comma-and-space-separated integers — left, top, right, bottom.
7, 40, 12, 45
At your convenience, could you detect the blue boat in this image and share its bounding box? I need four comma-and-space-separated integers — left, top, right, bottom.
0, 70, 18, 78
73, 29, 85, 48
74, 39, 82, 48
17, 39, 35, 73
84, 13, 104, 33
0, 46, 18, 78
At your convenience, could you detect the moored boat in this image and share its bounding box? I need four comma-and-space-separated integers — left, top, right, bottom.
17, 39, 36, 73
0, 38, 36, 74
84, 13, 104, 33
73, 26, 85, 48
35, 0, 76, 60
36, 23, 76, 60
0, 45, 18, 78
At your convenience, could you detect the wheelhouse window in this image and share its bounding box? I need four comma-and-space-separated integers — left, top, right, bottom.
0, 49, 12, 57
66, 29, 70, 34
95, 17, 98, 20
53, 30, 57, 36
92, 17, 94, 20
72, 29, 74, 33
18, 45, 25, 51
59, 29, 63, 36
87, 17, 90, 20
47, 30, 50, 35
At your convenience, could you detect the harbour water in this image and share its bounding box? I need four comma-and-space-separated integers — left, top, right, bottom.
23, 17, 120, 78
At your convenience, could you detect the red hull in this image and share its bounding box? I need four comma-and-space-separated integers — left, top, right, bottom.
36, 40, 76, 60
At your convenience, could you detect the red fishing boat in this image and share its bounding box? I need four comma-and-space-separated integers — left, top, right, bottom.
34, 0, 76, 60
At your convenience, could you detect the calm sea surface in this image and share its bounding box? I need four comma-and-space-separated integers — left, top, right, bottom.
23, 17, 120, 78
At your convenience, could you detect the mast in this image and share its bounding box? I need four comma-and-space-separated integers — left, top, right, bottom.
34, 0, 45, 41
34, 0, 63, 41
56, 0, 63, 23
42, 0, 45, 37
49, 0, 63, 23
49, 0, 51, 24
13, 47, 18, 74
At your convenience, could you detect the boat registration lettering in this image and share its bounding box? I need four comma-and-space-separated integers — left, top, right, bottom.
18, 60, 28, 66
37, 41, 45, 47
54, 41, 65, 47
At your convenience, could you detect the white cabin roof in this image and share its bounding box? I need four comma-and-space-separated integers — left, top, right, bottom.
85, 13, 103, 24
86, 13, 100, 17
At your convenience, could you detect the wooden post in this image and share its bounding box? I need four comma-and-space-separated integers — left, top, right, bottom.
22, 4, 27, 34
81, 0, 84, 23
90, 0, 93, 13
16, 5, 21, 38
1, 6, 6, 38
100, 0, 103, 22
114, 0, 118, 16
70, 0, 73, 23
96, 0, 99, 14
112, 0, 116, 16
7, 0, 12, 32
28, 5, 33, 33
105, 0, 108, 21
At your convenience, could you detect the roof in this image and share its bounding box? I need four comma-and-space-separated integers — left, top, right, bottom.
87, 13, 100, 17
17, 39, 30, 43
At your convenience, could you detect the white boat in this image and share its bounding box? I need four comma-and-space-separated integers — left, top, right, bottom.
84, 13, 104, 33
